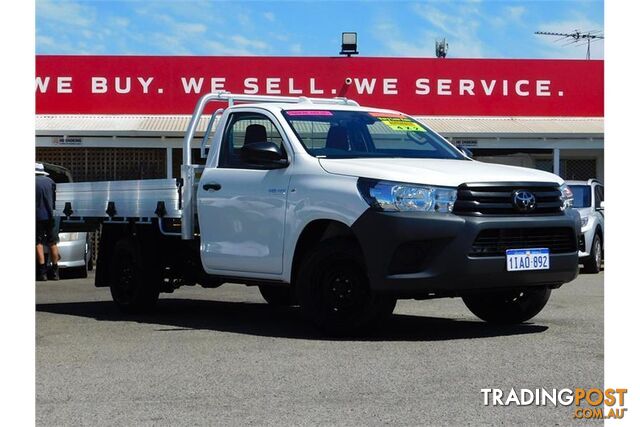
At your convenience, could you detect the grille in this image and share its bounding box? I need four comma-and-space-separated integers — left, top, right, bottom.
470, 227, 577, 257
454, 182, 563, 216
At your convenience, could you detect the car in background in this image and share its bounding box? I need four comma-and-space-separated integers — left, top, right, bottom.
567, 179, 604, 273
41, 162, 93, 278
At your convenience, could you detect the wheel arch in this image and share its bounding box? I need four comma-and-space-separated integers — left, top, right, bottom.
289, 219, 360, 285
594, 224, 603, 240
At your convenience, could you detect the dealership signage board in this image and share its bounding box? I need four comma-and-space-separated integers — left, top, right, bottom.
36, 56, 603, 117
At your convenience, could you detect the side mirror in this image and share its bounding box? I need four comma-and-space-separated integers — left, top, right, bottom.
240, 141, 288, 168
597, 201, 605, 210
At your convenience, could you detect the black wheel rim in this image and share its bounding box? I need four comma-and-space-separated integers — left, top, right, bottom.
320, 263, 367, 315
492, 288, 547, 314
500, 290, 530, 305
595, 239, 602, 268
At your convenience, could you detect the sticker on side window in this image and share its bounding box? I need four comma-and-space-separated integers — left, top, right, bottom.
371, 113, 426, 132
286, 110, 333, 116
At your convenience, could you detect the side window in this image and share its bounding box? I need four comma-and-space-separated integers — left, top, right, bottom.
219, 112, 285, 169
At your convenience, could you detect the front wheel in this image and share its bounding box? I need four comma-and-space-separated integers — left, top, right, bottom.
583, 234, 602, 274
296, 238, 396, 335
259, 285, 296, 306
109, 238, 160, 312
462, 287, 551, 324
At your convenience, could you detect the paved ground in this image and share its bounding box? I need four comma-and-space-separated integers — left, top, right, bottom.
36, 271, 603, 426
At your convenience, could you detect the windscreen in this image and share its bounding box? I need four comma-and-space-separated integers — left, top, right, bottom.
282, 110, 465, 160
568, 185, 592, 208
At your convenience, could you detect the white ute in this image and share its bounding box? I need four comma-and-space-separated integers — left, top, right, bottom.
57, 92, 581, 334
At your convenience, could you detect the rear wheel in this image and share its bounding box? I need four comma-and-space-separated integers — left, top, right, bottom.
296, 238, 396, 335
259, 285, 296, 306
109, 238, 160, 312
462, 287, 551, 324
583, 234, 602, 274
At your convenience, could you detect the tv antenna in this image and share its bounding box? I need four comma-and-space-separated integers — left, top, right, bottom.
435, 38, 448, 58
535, 30, 604, 59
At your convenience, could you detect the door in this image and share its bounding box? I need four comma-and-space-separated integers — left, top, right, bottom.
198, 111, 291, 275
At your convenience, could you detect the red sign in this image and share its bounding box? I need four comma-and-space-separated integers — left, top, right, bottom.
35, 55, 603, 117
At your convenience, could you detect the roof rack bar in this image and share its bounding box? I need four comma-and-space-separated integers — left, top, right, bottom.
207, 91, 359, 107
183, 91, 358, 167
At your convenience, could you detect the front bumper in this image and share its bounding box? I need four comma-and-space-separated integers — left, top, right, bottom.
578, 219, 597, 258
352, 209, 581, 297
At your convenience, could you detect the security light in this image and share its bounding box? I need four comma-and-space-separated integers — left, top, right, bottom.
340, 32, 359, 56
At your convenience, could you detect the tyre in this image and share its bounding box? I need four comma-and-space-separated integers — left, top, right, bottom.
109, 238, 160, 312
259, 285, 296, 306
463, 287, 551, 324
295, 238, 396, 335
582, 234, 602, 274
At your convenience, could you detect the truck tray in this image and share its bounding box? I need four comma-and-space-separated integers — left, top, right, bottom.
56, 178, 182, 221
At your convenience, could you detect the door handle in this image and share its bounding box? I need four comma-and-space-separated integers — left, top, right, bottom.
203, 182, 222, 191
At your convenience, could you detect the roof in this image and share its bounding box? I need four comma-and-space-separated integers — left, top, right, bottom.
35, 114, 604, 138
422, 116, 603, 138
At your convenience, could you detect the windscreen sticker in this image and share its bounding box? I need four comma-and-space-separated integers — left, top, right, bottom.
377, 117, 426, 132
286, 110, 333, 116
369, 111, 405, 118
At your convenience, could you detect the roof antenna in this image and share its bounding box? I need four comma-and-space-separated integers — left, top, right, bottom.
535, 30, 604, 59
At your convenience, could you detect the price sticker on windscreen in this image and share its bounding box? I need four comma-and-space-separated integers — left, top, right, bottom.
370, 113, 425, 132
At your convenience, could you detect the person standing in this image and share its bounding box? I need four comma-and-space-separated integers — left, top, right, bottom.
36, 163, 60, 281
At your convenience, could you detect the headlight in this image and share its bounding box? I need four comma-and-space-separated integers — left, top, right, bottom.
357, 178, 457, 213
560, 183, 574, 210
581, 216, 589, 227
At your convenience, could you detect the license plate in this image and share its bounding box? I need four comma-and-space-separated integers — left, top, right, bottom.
506, 248, 550, 271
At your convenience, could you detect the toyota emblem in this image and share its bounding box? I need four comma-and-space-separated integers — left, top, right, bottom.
512, 190, 536, 212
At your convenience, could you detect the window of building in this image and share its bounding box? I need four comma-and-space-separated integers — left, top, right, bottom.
36, 147, 166, 182
534, 159, 553, 173
561, 159, 597, 181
